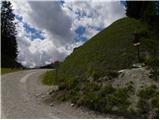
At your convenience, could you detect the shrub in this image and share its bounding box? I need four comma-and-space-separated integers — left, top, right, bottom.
126, 82, 134, 94
138, 85, 158, 99
151, 96, 159, 108
111, 88, 130, 109
82, 82, 101, 92
137, 98, 150, 118
65, 77, 78, 90
137, 85, 159, 118
99, 86, 115, 96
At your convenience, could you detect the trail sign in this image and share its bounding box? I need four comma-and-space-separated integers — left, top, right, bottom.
133, 32, 141, 46
133, 32, 141, 62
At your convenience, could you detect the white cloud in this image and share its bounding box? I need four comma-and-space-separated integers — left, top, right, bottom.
11, 0, 125, 68
63, 0, 125, 39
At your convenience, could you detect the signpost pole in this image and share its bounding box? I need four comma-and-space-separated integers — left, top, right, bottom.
133, 32, 141, 63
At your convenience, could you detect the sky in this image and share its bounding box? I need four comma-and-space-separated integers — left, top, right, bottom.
11, 0, 126, 68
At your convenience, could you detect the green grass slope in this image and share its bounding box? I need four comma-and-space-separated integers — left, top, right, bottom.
59, 17, 156, 80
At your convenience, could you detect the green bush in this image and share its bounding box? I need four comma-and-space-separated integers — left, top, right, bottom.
99, 86, 115, 96
137, 98, 150, 117
125, 82, 134, 94
108, 88, 130, 110
65, 77, 78, 90
138, 85, 158, 99
151, 96, 159, 108
137, 85, 159, 118
82, 82, 101, 92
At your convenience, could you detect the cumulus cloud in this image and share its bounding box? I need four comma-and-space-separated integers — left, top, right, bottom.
63, 0, 125, 39
28, 1, 74, 46
16, 18, 73, 68
11, 0, 125, 68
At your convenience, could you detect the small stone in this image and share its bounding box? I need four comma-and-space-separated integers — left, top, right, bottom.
112, 106, 118, 111
118, 70, 124, 73
41, 95, 45, 98
132, 63, 144, 68
103, 76, 109, 80
35, 93, 41, 97
71, 103, 74, 107
52, 85, 59, 91
87, 76, 94, 82
50, 103, 54, 107
119, 72, 125, 78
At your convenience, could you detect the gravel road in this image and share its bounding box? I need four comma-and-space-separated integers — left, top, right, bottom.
1, 69, 110, 119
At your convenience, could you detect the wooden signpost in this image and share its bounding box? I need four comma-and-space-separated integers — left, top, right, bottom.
133, 32, 141, 63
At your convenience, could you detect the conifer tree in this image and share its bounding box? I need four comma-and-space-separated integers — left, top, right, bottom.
1, 1, 20, 67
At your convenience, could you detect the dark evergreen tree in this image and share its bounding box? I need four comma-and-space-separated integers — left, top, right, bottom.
125, 1, 159, 36
126, 1, 143, 19
1, 1, 21, 67
126, 1, 158, 20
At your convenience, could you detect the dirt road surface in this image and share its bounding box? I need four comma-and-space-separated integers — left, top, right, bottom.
1, 69, 110, 119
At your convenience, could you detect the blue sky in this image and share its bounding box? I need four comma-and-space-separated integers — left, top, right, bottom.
16, 15, 45, 40
15, 1, 125, 43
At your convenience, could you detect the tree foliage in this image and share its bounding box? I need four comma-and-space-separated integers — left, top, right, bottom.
126, 1, 158, 19
126, 1, 159, 32
1, 1, 21, 67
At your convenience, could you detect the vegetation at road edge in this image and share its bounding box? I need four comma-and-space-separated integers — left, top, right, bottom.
1, 68, 22, 75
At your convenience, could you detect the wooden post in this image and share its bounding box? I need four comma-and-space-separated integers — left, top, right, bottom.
133, 32, 141, 63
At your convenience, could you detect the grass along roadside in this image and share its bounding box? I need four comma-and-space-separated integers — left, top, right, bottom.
42, 70, 56, 86
1, 68, 22, 75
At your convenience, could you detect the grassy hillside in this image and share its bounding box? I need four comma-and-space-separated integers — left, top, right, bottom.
58, 17, 157, 80
43, 17, 159, 118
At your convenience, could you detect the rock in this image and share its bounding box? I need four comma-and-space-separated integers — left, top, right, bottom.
103, 76, 110, 80
48, 89, 54, 95
35, 93, 41, 97
70, 103, 75, 107
41, 95, 45, 98
119, 72, 125, 78
49, 103, 54, 107
97, 76, 110, 82
118, 70, 124, 73
52, 85, 59, 91
87, 76, 94, 82
112, 106, 119, 111
132, 63, 145, 68
48, 86, 59, 95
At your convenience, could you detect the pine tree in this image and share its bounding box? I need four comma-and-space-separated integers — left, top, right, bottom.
125, 1, 158, 20
126, 1, 143, 19
125, 1, 159, 38
1, 1, 20, 67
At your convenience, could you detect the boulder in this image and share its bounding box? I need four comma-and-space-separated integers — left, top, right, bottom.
132, 63, 145, 68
